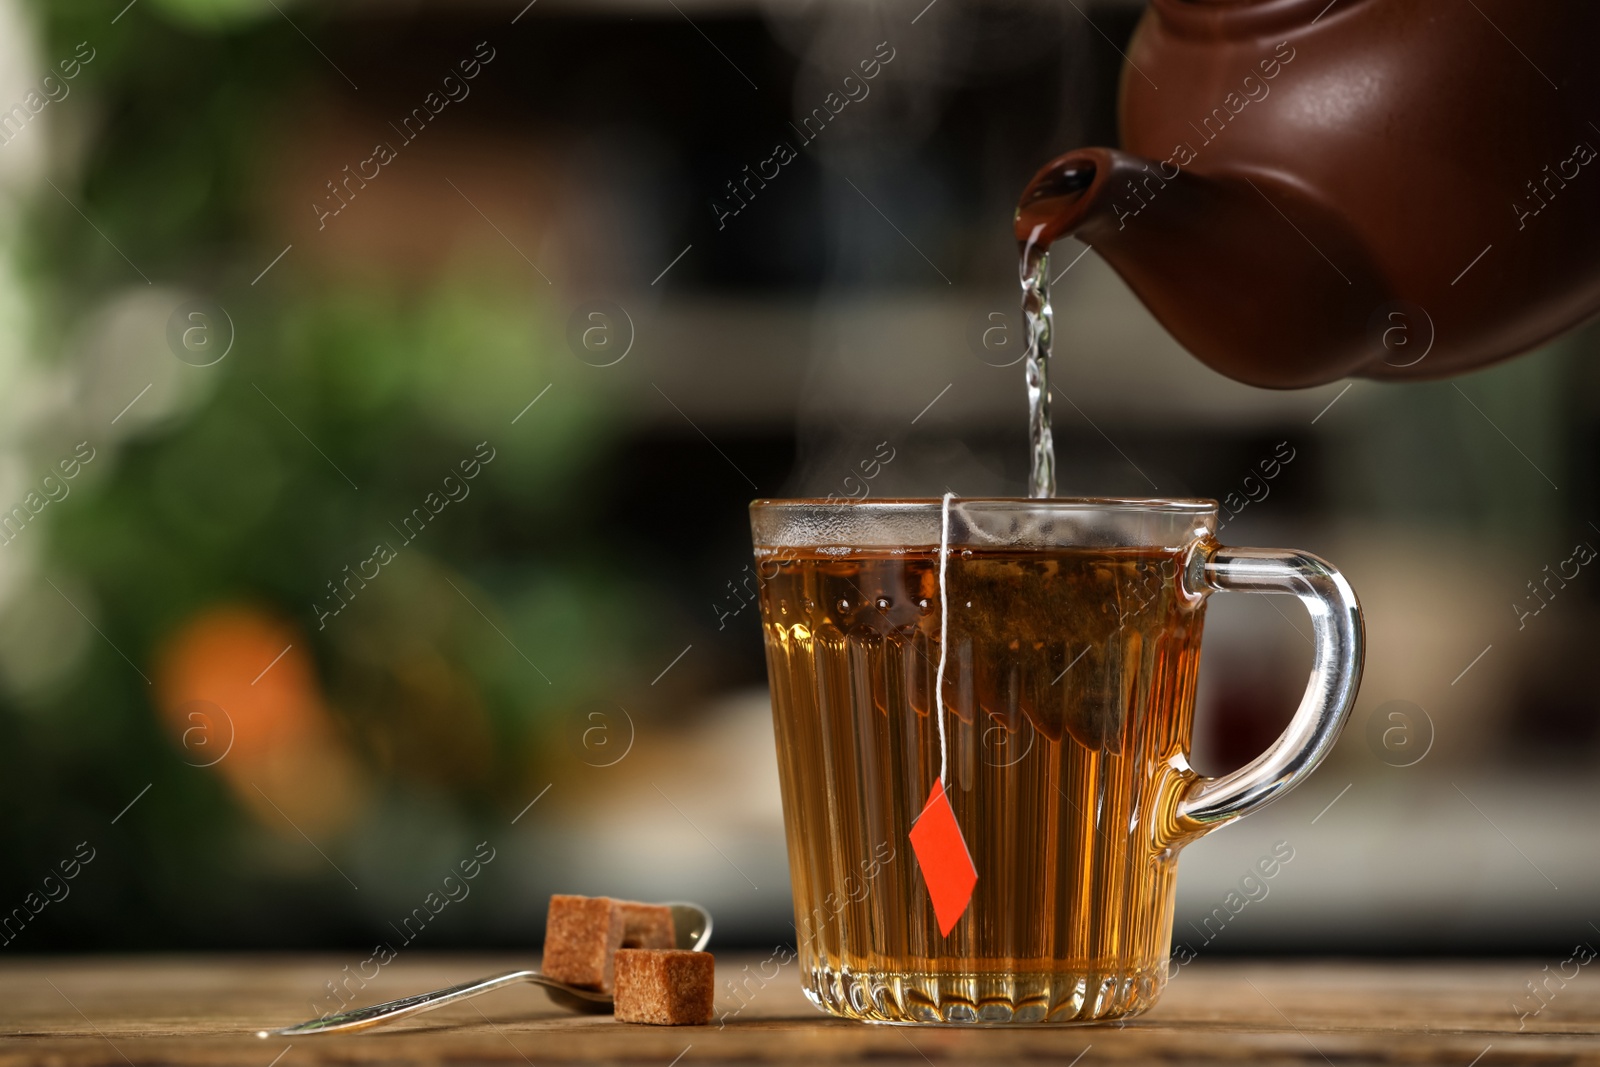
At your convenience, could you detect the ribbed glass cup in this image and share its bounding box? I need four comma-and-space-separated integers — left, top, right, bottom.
749, 498, 1362, 1025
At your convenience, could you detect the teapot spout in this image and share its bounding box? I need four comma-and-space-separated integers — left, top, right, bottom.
1017, 147, 1390, 388
1015, 149, 1105, 253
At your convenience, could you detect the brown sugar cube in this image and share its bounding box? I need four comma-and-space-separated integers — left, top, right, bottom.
618, 900, 676, 949
614, 949, 716, 1025
542, 895, 624, 991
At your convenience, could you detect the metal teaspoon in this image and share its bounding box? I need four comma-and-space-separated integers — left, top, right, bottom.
258, 901, 712, 1037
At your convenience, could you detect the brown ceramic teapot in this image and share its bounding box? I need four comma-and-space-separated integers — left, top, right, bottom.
1017, 0, 1600, 388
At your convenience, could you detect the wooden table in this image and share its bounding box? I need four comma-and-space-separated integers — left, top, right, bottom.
4, 955, 1596, 1065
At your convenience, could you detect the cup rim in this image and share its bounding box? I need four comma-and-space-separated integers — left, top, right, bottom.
751, 496, 1218, 514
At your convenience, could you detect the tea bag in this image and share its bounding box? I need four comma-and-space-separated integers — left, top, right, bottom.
1062, 636, 1134, 756
1058, 560, 1133, 755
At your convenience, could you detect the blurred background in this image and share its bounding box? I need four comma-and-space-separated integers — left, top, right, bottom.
0, 0, 1596, 968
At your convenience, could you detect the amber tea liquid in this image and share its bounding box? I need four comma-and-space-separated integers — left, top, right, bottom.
760, 544, 1204, 1024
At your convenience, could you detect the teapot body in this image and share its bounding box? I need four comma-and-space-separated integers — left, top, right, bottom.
1077, 0, 1600, 385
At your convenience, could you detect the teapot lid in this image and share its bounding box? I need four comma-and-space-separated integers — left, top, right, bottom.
1152, 0, 1366, 37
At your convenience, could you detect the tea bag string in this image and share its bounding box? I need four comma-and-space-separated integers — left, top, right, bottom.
934, 491, 954, 787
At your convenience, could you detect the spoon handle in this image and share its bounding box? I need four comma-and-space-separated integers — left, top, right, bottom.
259, 970, 606, 1036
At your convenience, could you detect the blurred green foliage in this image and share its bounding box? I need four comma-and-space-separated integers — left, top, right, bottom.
0, 0, 661, 949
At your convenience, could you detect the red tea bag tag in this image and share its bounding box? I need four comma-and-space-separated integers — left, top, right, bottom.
909, 778, 977, 937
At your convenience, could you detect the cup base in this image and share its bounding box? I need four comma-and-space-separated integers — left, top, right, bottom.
800, 961, 1166, 1025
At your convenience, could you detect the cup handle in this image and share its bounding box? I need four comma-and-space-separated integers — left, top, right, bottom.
1169, 545, 1365, 841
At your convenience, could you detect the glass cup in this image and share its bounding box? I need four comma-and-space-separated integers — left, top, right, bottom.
749, 497, 1362, 1024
